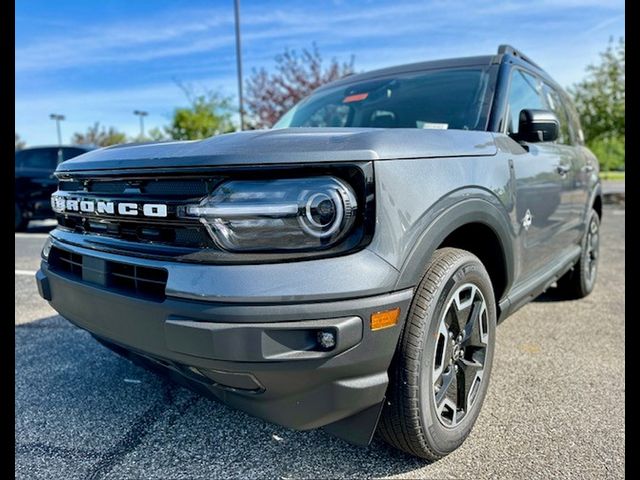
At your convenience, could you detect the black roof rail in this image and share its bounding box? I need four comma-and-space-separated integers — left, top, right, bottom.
497, 44, 541, 70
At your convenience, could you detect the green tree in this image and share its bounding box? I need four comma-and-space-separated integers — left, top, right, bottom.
164, 84, 235, 140
72, 122, 127, 147
245, 44, 355, 129
587, 136, 625, 172
569, 37, 625, 170
147, 127, 168, 142
15, 132, 26, 150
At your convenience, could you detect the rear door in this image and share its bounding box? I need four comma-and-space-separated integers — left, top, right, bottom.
563, 97, 594, 220
541, 84, 586, 246
504, 69, 574, 276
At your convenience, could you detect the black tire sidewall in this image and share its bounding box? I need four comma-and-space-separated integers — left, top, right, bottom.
578, 210, 600, 295
417, 257, 497, 455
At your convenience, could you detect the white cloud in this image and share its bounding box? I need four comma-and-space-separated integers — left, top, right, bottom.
15, 0, 625, 145
21, 0, 623, 72
584, 14, 625, 35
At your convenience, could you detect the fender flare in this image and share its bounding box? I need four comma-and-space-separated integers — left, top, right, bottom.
394, 195, 516, 299
586, 181, 603, 220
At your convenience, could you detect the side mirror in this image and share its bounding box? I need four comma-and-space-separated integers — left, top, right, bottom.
514, 109, 559, 143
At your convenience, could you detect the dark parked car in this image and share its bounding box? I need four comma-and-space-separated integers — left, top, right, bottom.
37, 45, 601, 459
15, 145, 94, 230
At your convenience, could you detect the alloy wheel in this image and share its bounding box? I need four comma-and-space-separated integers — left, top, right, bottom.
585, 216, 599, 282
432, 283, 489, 428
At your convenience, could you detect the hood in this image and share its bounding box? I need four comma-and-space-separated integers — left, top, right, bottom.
56, 128, 497, 172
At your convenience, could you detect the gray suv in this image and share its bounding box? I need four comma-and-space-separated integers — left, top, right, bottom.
37, 45, 601, 459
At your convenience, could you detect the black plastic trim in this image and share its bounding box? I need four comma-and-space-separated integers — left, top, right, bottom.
37, 265, 413, 442
499, 245, 581, 320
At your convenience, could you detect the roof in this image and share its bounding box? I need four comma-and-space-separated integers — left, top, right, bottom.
315, 45, 562, 94
315, 54, 497, 92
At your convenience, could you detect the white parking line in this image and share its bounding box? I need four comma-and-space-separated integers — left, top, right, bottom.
15, 270, 37, 276
15, 233, 50, 239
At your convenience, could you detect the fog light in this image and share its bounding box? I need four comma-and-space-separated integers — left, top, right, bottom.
317, 331, 336, 350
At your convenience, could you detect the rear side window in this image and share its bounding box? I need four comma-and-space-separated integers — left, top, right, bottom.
505, 69, 546, 135
15, 148, 59, 169
563, 99, 585, 145
543, 84, 571, 145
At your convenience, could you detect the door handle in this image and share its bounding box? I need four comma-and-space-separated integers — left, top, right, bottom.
556, 164, 570, 175
582, 164, 594, 172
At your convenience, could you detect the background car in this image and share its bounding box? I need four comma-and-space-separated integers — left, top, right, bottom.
15, 145, 95, 230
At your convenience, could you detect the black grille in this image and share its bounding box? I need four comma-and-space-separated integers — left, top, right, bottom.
58, 178, 212, 197
56, 216, 214, 248
56, 175, 218, 249
145, 180, 210, 196
48, 246, 168, 301
58, 180, 83, 191
90, 181, 128, 194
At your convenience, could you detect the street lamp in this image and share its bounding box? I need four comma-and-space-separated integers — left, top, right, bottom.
49, 113, 65, 146
133, 110, 148, 138
234, 0, 245, 130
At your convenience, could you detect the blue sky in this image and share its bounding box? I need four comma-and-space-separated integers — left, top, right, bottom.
15, 0, 624, 146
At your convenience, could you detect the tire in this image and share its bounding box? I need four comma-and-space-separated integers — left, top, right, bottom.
554, 209, 600, 299
15, 203, 29, 231
378, 247, 496, 460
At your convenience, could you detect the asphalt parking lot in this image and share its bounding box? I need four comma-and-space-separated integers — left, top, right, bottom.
15, 208, 625, 479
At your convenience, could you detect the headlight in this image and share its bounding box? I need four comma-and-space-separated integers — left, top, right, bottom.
180, 176, 358, 252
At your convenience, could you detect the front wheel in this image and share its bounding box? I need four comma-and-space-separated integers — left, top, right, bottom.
378, 247, 496, 460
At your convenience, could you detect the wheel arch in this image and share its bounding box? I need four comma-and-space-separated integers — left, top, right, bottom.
593, 193, 603, 220
587, 181, 603, 220
394, 197, 515, 311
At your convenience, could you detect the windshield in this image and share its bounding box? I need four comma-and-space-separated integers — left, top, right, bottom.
274, 67, 492, 131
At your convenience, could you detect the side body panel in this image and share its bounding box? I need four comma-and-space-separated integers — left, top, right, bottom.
368, 151, 516, 305
509, 141, 575, 272
367, 143, 588, 321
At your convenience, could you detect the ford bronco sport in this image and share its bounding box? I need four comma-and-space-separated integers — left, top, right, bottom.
36, 45, 602, 459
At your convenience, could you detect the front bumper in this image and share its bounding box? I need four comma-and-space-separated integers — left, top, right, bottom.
36, 242, 413, 445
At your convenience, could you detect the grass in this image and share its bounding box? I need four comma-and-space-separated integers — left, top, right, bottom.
600, 171, 625, 181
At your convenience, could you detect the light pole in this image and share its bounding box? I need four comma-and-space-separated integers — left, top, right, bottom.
49, 113, 65, 145
133, 110, 148, 138
233, 0, 245, 130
